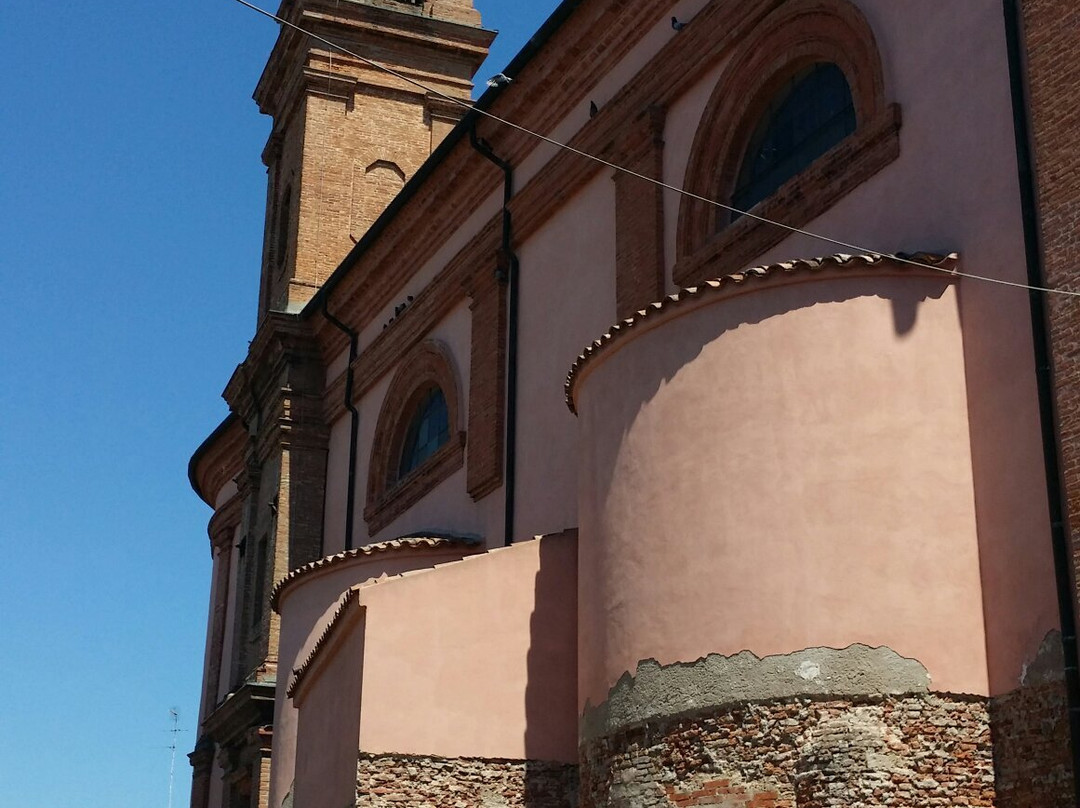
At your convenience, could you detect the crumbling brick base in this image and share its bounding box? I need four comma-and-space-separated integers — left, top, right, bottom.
991, 679, 1072, 808
356, 752, 579, 807
580, 695, 996, 808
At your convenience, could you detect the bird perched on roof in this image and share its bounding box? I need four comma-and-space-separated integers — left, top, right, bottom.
671, 16, 687, 31
486, 73, 513, 89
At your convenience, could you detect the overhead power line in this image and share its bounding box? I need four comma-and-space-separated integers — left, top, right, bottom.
229, 0, 1080, 299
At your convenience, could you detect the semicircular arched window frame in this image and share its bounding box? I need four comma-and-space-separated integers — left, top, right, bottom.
396, 384, 451, 480
729, 63, 856, 223
365, 341, 466, 535
675, 0, 901, 287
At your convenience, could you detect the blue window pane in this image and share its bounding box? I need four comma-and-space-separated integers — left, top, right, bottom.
730, 63, 856, 221
397, 386, 450, 480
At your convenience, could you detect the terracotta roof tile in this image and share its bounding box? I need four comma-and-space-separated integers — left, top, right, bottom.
287, 587, 361, 699
270, 533, 481, 612
565, 252, 958, 414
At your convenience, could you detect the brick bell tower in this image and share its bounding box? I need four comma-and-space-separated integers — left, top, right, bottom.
253, 0, 495, 316
188, 5, 492, 808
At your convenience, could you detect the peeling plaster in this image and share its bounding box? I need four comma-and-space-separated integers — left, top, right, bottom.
581, 644, 931, 742
1019, 629, 1065, 688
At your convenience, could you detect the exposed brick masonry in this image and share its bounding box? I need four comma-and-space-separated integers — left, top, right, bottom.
1014, 5, 1080, 804
991, 678, 1072, 807
466, 269, 507, 500
310, 0, 786, 358
1021, 0, 1080, 626
356, 753, 579, 808
254, 0, 493, 315
614, 107, 667, 320
581, 695, 995, 808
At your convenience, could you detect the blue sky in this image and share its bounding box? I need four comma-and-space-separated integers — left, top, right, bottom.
0, 2, 559, 805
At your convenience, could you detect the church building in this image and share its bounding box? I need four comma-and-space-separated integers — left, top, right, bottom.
186, 1, 1080, 806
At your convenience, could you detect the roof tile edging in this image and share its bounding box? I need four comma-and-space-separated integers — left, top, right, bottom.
285, 530, 582, 698
564, 251, 959, 414
270, 534, 482, 612
287, 587, 362, 700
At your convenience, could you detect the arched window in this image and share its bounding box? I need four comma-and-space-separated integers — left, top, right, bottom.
730, 63, 856, 221
365, 341, 465, 534
675, 0, 899, 286
397, 384, 450, 479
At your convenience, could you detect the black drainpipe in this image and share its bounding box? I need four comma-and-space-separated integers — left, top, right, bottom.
323, 296, 360, 552
1003, 0, 1080, 797
469, 125, 520, 547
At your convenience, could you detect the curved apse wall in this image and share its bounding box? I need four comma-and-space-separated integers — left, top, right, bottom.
569, 257, 988, 719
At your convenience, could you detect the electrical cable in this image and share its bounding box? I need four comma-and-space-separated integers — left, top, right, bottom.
229, 0, 1080, 298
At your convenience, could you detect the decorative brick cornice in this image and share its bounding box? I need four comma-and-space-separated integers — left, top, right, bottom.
223, 312, 327, 465
202, 681, 276, 749
565, 252, 960, 414
261, 130, 284, 169
301, 66, 358, 105
255, 0, 492, 120
190, 415, 247, 508
426, 92, 467, 124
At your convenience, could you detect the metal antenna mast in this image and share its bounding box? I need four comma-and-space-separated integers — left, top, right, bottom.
167, 708, 180, 808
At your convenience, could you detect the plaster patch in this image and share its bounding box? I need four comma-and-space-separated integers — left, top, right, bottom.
582, 644, 930, 742
1019, 629, 1065, 688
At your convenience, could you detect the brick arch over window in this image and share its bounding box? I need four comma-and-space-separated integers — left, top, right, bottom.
674, 0, 900, 286
364, 340, 466, 534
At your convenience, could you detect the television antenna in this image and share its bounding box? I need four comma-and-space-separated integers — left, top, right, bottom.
166, 708, 185, 808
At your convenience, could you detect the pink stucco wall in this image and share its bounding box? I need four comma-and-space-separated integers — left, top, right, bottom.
215, 526, 241, 705
268, 544, 480, 808
213, 480, 238, 510
198, 546, 224, 725
575, 271, 990, 707
289, 532, 578, 777
513, 174, 617, 541
348, 303, 495, 551
657, 0, 1057, 695
310, 0, 1055, 709
291, 600, 366, 808
321, 415, 352, 554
